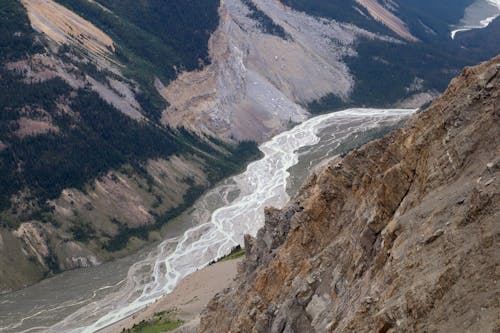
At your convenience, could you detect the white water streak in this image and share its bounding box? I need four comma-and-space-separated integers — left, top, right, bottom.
451, 0, 500, 39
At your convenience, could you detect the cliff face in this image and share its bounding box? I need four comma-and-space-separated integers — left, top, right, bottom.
199, 57, 500, 332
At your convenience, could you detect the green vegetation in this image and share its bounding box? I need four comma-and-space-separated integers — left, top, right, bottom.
395, 0, 474, 41
220, 246, 246, 262
102, 141, 261, 252
307, 93, 346, 115
1, 85, 175, 211
122, 311, 183, 333
209, 245, 246, 265
0, 80, 260, 233
3, 0, 497, 258
455, 17, 500, 56
0, 0, 72, 210
287, 0, 498, 113
0, 0, 261, 241
280, 0, 475, 40
305, 38, 471, 113
345, 39, 471, 107
0, 0, 43, 60
95, 0, 218, 71
280, 0, 392, 35
70, 222, 96, 243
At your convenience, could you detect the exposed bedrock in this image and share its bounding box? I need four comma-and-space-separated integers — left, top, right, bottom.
199, 56, 500, 332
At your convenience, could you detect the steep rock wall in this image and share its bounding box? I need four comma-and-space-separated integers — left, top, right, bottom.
199, 56, 500, 332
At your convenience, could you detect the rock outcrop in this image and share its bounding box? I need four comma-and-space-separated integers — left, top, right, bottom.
199, 56, 500, 332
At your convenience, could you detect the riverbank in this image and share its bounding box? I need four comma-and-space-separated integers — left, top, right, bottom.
101, 258, 241, 333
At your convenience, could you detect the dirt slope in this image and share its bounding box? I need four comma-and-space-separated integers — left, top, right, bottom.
21, 0, 115, 65
355, 0, 417, 41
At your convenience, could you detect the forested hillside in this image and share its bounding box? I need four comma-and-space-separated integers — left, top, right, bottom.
0, 0, 260, 292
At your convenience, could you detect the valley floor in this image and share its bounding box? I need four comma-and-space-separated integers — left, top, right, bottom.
102, 259, 241, 333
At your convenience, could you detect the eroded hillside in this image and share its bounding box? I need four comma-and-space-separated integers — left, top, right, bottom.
355, 0, 417, 41
161, 0, 399, 141
21, 0, 115, 64
0, 0, 259, 293
199, 56, 500, 332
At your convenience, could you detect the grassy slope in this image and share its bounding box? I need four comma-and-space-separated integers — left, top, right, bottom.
123, 311, 184, 333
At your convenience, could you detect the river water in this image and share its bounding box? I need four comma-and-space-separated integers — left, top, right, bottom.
0, 108, 415, 333
451, 0, 500, 39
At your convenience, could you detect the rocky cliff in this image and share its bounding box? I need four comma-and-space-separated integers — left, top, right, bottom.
199, 56, 500, 332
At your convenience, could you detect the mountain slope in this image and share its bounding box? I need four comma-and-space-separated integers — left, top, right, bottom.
0, 0, 260, 293
199, 56, 500, 332
160, 0, 383, 140
159, 0, 498, 139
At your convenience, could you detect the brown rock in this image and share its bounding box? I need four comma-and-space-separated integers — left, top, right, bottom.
198, 56, 500, 332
